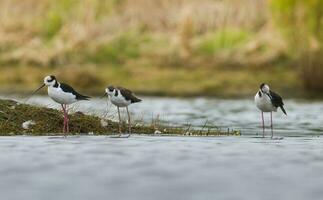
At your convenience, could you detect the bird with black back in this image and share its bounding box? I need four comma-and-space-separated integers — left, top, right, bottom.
32, 75, 90, 137
103, 86, 142, 138
255, 83, 287, 139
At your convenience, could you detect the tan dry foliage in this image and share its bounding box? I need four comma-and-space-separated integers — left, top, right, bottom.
0, 0, 280, 67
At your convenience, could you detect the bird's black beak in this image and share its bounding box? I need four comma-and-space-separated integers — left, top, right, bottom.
100, 93, 107, 98
31, 83, 45, 96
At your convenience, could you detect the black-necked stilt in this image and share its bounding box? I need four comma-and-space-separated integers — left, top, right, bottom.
104, 86, 142, 137
255, 83, 287, 138
33, 75, 90, 137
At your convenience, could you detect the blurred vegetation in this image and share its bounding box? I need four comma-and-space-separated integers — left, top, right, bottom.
270, 0, 323, 91
0, 0, 321, 97
196, 29, 251, 55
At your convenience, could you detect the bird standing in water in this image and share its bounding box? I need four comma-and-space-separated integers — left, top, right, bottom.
255, 83, 287, 138
104, 86, 141, 137
33, 75, 90, 137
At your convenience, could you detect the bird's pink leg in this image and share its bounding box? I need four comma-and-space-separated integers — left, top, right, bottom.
66, 105, 69, 134
61, 104, 67, 137
270, 112, 273, 139
261, 111, 265, 138
61, 104, 65, 133
126, 106, 131, 136
117, 107, 122, 135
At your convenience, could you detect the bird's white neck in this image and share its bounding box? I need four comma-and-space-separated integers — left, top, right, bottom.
48, 81, 60, 88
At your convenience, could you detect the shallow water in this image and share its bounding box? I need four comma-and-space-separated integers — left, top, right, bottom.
0, 136, 323, 200
6, 95, 323, 136
1, 96, 323, 199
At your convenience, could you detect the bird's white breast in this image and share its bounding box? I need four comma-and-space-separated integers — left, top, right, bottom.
48, 86, 77, 105
254, 92, 277, 112
109, 92, 131, 107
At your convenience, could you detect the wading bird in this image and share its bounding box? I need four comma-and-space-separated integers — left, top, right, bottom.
104, 86, 142, 138
33, 75, 90, 137
255, 83, 287, 138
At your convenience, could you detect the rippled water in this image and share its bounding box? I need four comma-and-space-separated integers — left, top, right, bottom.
0, 136, 323, 200
7, 95, 323, 136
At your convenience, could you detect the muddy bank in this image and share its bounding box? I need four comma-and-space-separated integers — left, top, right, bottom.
0, 99, 240, 136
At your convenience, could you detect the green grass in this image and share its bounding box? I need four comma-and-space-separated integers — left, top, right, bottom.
84, 31, 147, 64
41, 0, 76, 40
196, 29, 251, 55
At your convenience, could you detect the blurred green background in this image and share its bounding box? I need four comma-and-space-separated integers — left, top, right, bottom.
0, 0, 322, 97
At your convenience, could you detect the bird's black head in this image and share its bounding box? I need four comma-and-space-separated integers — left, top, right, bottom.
107, 86, 115, 92
49, 75, 56, 81
44, 75, 58, 87
260, 83, 265, 89
105, 85, 115, 97
32, 75, 57, 95
260, 83, 270, 94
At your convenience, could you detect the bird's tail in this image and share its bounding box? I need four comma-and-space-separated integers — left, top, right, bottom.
280, 106, 287, 115
78, 94, 91, 101
131, 97, 142, 103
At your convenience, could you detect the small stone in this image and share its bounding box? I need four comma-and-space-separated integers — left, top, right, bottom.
184, 131, 191, 136
22, 120, 36, 130
100, 119, 108, 127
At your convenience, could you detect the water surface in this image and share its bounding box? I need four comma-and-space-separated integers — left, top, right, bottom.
7, 95, 323, 136
0, 136, 322, 200
1, 96, 323, 200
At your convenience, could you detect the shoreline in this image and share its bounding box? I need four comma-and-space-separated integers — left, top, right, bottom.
0, 65, 310, 99
1, 91, 323, 101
